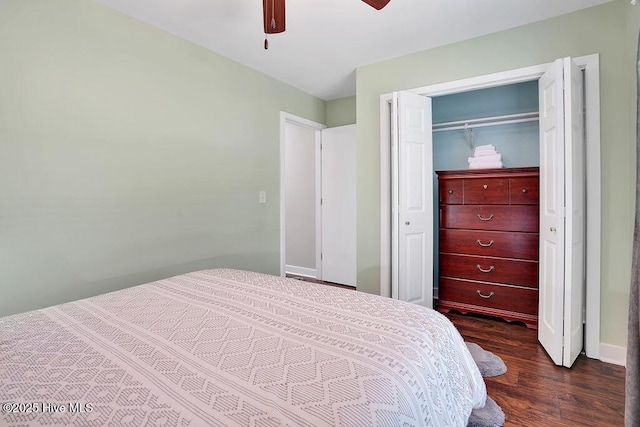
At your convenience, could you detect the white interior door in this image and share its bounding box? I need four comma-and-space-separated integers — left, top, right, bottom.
392, 91, 434, 307
538, 58, 565, 365
321, 125, 356, 286
538, 57, 585, 368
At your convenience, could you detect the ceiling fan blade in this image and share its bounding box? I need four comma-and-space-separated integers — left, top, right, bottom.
362, 0, 391, 10
263, 0, 286, 34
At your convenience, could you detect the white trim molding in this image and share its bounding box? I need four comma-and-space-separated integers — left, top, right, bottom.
285, 265, 318, 279
599, 343, 627, 367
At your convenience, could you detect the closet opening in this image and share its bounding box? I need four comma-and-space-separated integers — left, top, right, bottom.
379, 54, 601, 365
431, 80, 541, 310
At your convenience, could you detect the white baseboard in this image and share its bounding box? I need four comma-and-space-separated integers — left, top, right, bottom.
285, 265, 318, 279
599, 343, 627, 367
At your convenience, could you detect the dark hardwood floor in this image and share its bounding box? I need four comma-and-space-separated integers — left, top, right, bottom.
446, 312, 626, 427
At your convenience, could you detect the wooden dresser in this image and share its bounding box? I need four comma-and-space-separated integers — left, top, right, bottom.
436, 167, 539, 329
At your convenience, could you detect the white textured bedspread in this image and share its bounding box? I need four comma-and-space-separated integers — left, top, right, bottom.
0, 269, 485, 426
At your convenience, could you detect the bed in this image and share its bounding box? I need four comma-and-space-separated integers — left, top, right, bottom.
0, 269, 486, 426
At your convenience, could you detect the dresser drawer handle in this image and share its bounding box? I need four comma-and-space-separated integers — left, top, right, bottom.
476, 214, 494, 221
476, 264, 495, 273
448, 190, 454, 194
477, 290, 495, 299
522, 188, 528, 194
476, 239, 494, 247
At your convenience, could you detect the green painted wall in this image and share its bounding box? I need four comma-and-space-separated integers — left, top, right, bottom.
0, 0, 325, 317
356, 0, 637, 348
326, 96, 356, 127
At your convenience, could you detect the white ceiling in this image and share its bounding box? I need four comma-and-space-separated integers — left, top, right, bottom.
92, 0, 613, 101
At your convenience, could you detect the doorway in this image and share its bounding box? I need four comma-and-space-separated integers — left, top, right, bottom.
379, 54, 601, 360
280, 113, 357, 287
281, 115, 323, 278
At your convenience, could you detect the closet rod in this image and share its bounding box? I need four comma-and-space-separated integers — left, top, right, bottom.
432, 111, 539, 132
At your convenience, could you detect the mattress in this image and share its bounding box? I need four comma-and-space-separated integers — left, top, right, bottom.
0, 269, 486, 426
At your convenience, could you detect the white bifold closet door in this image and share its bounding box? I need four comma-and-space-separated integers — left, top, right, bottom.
320, 125, 356, 287
391, 92, 434, 308
538, 57, 585, 368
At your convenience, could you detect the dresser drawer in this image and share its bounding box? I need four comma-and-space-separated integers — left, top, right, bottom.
439, 229, 539, 260
440, 253, 538, 287
510, 177, 539, 205
440, 179, 462, 204
440, 205, 539, 232
463, 178, 508, 205
439, 277, 538, 315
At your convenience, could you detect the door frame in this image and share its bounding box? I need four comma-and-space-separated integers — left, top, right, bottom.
280, 112, 326, 278
379, 54, 601, 359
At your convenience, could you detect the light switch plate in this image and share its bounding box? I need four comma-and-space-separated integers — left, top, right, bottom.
259, 191, 266, 204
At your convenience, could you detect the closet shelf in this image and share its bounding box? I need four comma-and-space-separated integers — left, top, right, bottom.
432, 111, 539, 132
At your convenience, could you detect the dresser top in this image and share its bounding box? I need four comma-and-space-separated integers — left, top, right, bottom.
436, 166, 539, 179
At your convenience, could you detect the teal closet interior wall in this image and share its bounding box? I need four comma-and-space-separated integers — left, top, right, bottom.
432, 80, 540, 172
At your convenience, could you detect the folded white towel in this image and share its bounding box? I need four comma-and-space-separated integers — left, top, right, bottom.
469, 161, 503, 169
474, 144, 495, 152
468, 153, 502, 164
473, 149, 498, 157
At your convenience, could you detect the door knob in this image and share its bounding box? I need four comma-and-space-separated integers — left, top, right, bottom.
405, 221, 410, 225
